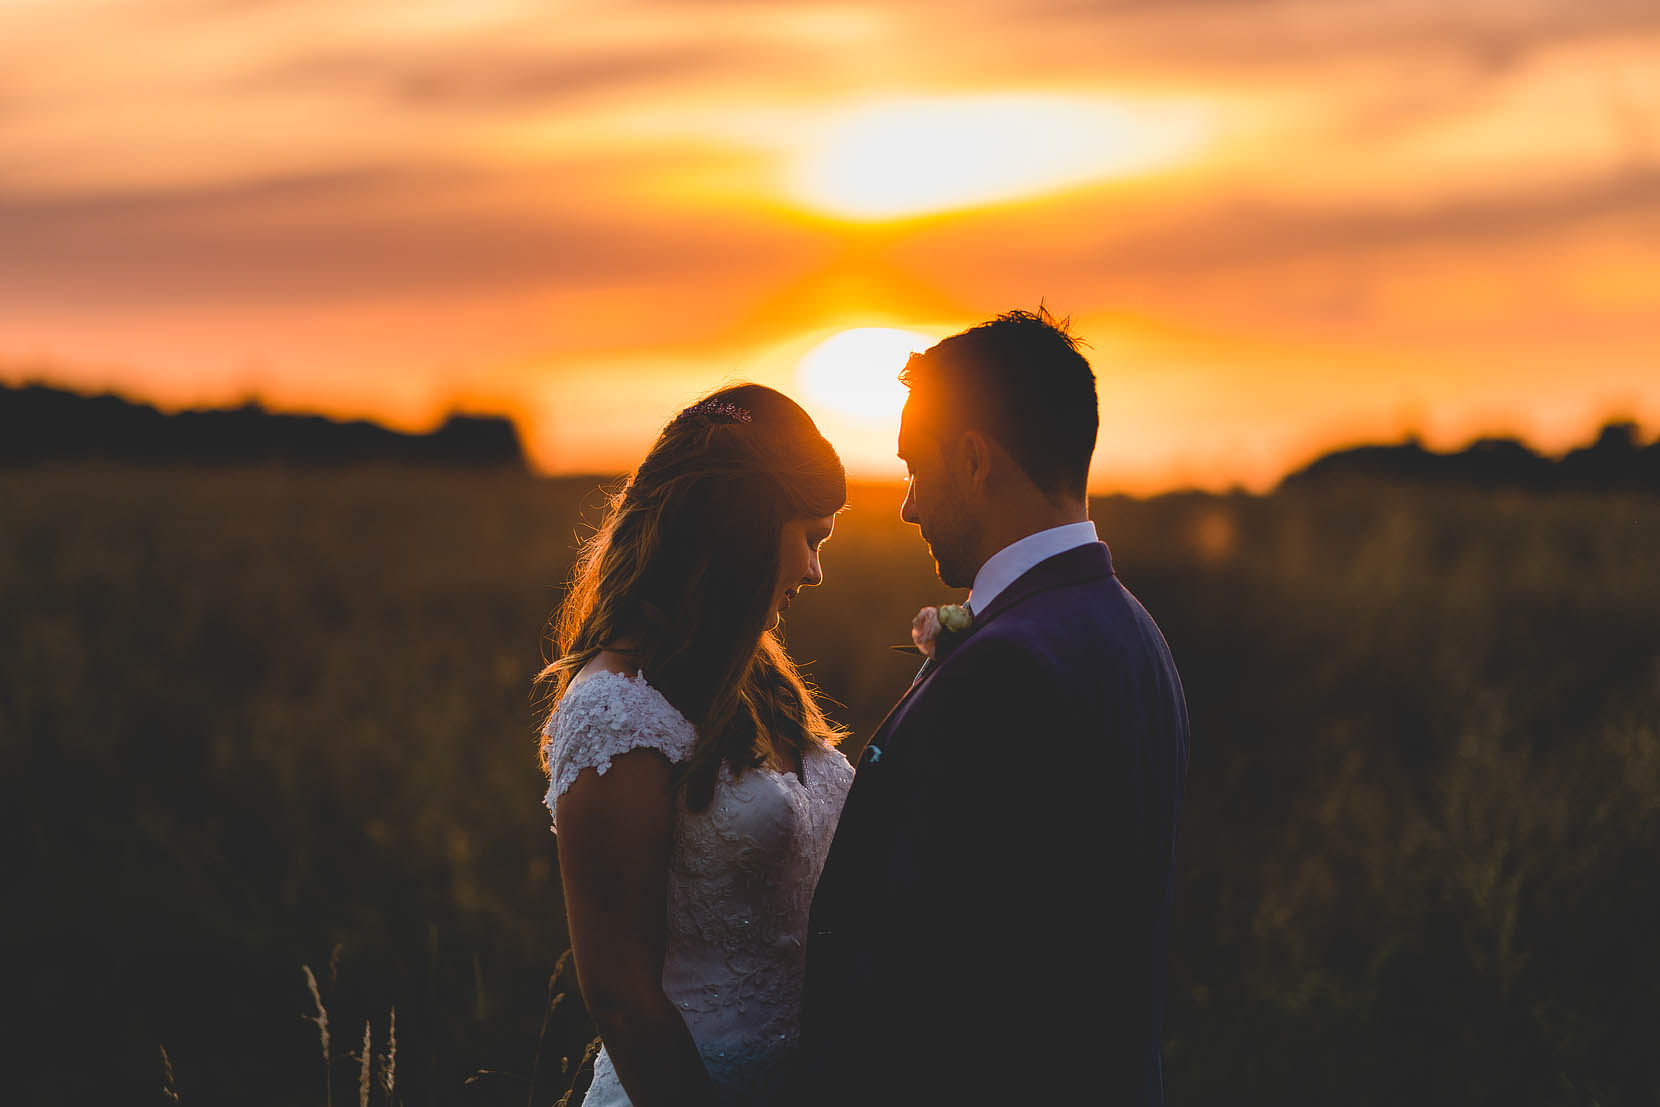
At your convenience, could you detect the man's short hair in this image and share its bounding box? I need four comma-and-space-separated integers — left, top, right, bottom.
900, 307, 1098, 500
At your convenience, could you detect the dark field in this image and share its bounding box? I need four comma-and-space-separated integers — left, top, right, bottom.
7, 466, 1658, 1105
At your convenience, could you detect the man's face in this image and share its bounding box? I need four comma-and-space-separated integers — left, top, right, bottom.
898, 400, 976, 589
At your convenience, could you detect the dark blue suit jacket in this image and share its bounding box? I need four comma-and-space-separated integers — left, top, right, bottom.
802, 542, 1189, 1104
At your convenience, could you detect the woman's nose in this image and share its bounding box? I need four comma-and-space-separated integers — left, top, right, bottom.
803, 551, 824, 588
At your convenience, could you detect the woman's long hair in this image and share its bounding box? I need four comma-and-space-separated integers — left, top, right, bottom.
536, 383, 847, 810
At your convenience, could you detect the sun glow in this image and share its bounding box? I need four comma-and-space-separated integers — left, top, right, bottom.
788, 94, 1211, 220
795, 327, 933, 424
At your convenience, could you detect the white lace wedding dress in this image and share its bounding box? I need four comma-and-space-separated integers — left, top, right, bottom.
544, 670, 853, 1106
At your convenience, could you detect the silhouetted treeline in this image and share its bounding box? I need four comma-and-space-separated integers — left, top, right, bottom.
0, 383, 524, 467
1282, 421, 1660, 493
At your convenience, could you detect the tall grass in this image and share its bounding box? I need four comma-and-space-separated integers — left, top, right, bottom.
303, 965, 333, 1107
6, 466, 1657, 1105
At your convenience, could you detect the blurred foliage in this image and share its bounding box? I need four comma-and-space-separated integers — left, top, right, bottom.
4, 467, 1657, 1105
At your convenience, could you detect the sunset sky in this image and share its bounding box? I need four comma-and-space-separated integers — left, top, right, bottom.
2, 0, 1657, 492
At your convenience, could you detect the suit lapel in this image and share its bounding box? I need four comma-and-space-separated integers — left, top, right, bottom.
856, 542, 1115, 768
859, 667, 926, 765
965, 541, 1114, 631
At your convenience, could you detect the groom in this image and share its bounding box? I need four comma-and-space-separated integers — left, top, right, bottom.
803, 309, 1190, 1105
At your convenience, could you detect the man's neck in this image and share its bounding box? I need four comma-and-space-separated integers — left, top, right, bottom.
971, 499, 1089, 577
967, 518, 1100, 614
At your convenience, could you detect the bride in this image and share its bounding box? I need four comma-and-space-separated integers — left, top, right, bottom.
537, 384, 854, 1106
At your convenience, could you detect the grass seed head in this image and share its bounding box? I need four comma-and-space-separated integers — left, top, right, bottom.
358, 1021, 372, 1107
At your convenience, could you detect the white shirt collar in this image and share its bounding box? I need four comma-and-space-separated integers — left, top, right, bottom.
967, 520, 1100, 614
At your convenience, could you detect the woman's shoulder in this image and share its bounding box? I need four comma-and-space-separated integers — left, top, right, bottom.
556, 648, 649, 708
554, 658, 690, 733
547, 658, 696, 757
575, 647, 642, 682
805, 737, 855, 789
543, 657, 699, 822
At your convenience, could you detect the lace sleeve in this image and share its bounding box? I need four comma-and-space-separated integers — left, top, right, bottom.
542, 671, 698, 829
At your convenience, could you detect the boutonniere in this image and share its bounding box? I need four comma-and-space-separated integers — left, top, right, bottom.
890, 603, 973, 659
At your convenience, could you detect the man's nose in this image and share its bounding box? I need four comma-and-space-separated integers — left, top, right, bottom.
901, 477, 919, 525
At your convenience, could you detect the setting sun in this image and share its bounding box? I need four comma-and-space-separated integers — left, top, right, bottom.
788, 94, 1211, 220
4, 0, 1656, 494
795, 327, 933, 423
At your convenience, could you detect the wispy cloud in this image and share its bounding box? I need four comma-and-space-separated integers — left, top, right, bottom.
0, 163, 826, 307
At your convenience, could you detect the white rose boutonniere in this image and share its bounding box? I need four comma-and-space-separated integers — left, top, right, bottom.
908, 602, 973, 659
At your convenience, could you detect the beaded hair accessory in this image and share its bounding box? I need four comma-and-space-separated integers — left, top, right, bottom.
676, 398, 753, 424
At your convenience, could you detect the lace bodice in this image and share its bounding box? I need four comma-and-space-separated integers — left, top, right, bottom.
543, 670, 853, 1105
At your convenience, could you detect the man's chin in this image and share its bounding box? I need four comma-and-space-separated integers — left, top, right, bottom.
930, 554, 972, 591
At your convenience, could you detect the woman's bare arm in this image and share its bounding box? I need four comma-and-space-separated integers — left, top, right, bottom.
556, 748, 718, 1107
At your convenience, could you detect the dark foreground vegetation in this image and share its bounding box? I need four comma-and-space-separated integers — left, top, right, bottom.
6, 466, 1657, 1105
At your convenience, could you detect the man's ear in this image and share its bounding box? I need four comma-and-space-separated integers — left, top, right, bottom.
960, 429, 994, 490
